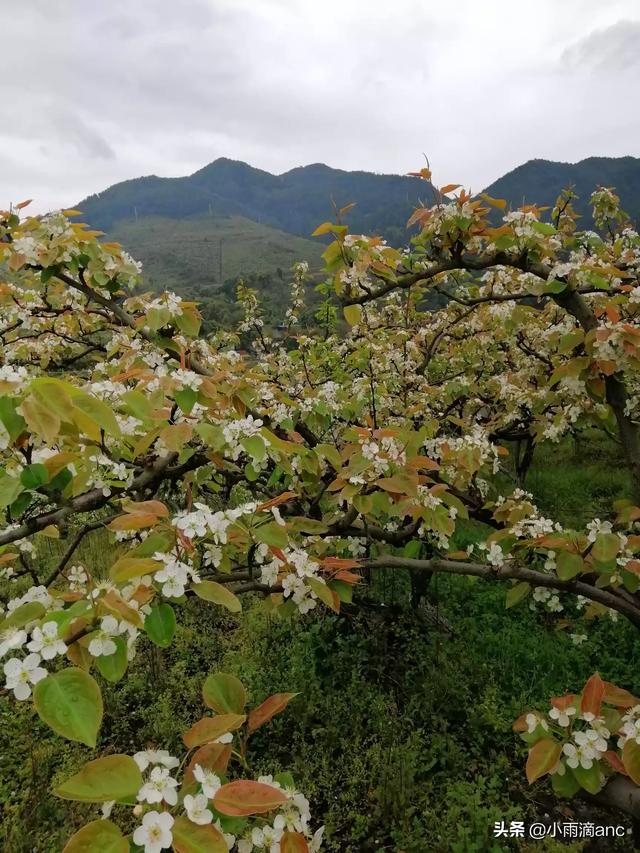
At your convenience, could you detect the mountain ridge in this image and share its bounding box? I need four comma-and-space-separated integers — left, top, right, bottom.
77, 154, 640, 243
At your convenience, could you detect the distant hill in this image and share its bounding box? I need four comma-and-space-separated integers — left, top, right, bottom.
76, 158, 430, 246
482, 156, 640, 225
108, 213, 324, 293
74, 155, 640, 310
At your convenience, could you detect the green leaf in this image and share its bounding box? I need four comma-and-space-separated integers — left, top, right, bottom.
0, 601, 46, 631
556, 551, 584, 581
33, 668, 103, 747
110, 556, 163, 583
20, 463, 49, 490
62, 819, 128, 853
551, 768, 581, 798
95, 636, 128, 683
193, 581, 242, 613
196, 423, 225, 450
329, 579, 353, 603
343, 305, 362, 326
506, 581, 530, 608
532, 221, 556, 236
254, 521, 289, 549
72, 393, 122, 438
623, 739, 640, 785
0, 396, 26, 441
244, 462, 260, 481
403, 540, 422, 559
203, 673, 247, 714
572, 763, 602, 794
175, 387, 198, 415
0, 474, 23, 509
274, 771, 295, 790
241, 434, 267, 462
172, 815, 229, 853
592, 533, 619, 563
20, 393, 61, 443
130, 531, 173, 558
307, 577, 339, 613
144, 603, 176, 648
544, 279, 568, 294
174, 308, 201, 338
54, 755, 143, 803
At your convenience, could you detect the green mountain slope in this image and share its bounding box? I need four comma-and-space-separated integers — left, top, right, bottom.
77, 158, 428, 244
482, 156, 640, 224
74, 156, 640, 318
109, 213, 323, 292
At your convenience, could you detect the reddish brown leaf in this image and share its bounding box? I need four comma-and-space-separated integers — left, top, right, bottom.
182, 714, 246, 749
183, 743, 232, 787
281, 832, 310, 853
213, 780, 287, 816
603, 681, 640, 708
604, 750, 628, 775
248, 693, 298, 734
581, 672, 605, 718
257, 492, 297, 511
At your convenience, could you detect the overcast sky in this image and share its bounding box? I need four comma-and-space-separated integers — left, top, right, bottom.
2, 0, 639, 213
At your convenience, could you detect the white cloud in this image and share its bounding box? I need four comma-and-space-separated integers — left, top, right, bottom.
1, 0, 638, 213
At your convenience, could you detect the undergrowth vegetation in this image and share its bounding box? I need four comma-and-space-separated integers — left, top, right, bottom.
2, 435, 638, 852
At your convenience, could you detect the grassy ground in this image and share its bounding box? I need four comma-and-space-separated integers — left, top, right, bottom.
1, 432, 638, 852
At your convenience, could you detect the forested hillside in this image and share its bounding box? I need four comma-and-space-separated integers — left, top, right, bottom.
73, 156, 640, 309
76, 158, 429, 244
483, 156, 640, 225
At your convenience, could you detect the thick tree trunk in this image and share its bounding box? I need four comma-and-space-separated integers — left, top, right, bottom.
605, 374, 640, 504
515, 435, 535, 486
591, 776, 640, 821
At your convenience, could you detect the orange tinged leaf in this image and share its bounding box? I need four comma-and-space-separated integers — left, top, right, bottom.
526, 738, 561, 784
100, 590, 144, 628
606, 305, 620, 323
0, 553, 18, 565
172, 816, 228, 853
440, 183, 461, 194
407, 168, 432, 181
184, 743, 232, 786
512, 713, 528, 733
122, 499, 169, 518
623, 740, 640, 784
248, 693, 299, 734
321, 557, 361, 570
581, 672, 605, 718
107, 512, 161, 531
332, 569, 361, 583
183, 714, 246, 749
257, 492, 297, 511
213, 780, 287, 816
550, 694, 577, 710
480, 193, 507, 210
603, 681, 640, 708
376, 471, 419, 497
406, 208, 430, 228
604, 750, 628, 775
281, 832, 310, 853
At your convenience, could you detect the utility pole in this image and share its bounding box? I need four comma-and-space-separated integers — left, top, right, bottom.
219, 238, 223, 283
